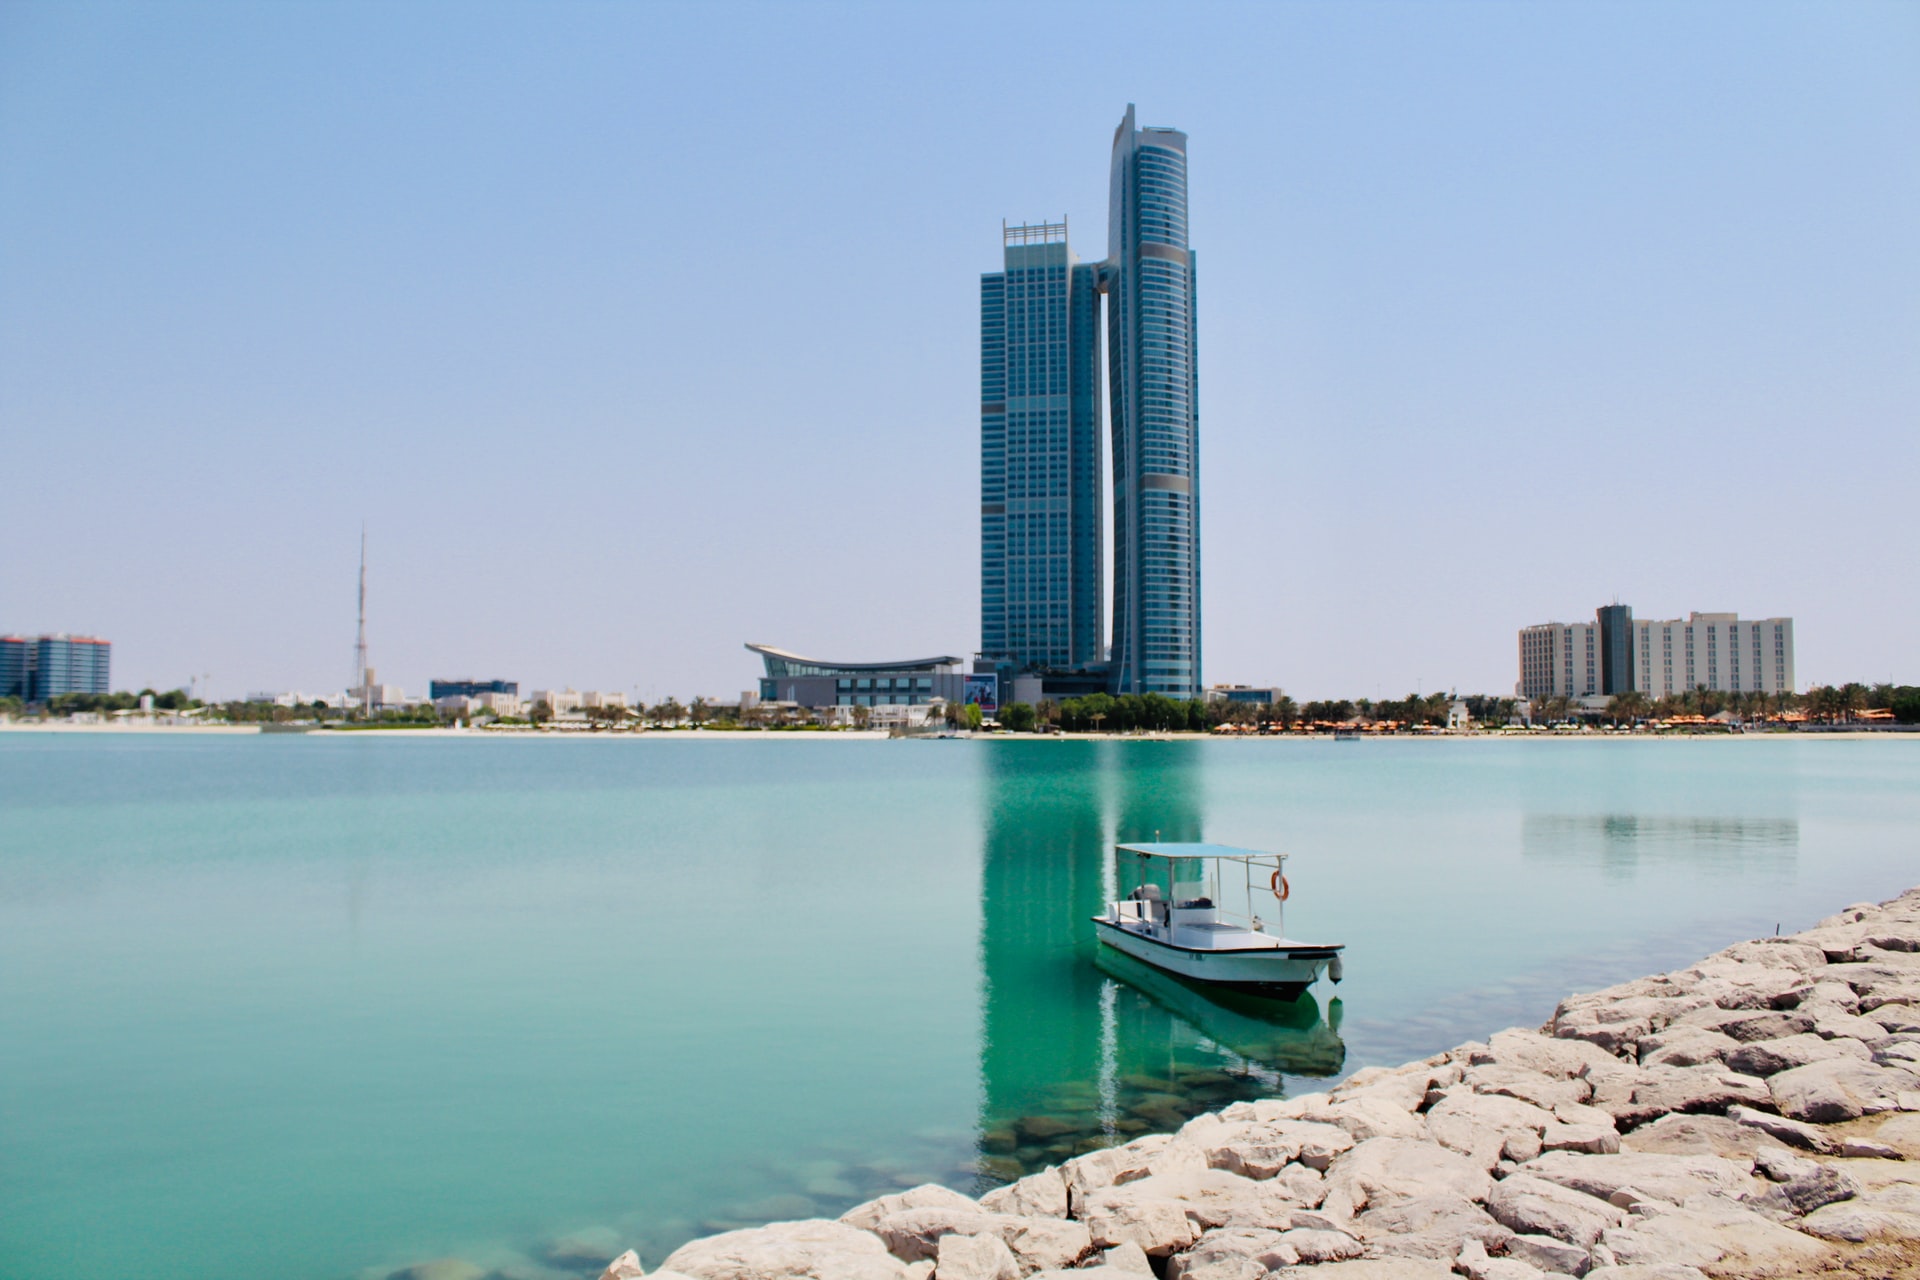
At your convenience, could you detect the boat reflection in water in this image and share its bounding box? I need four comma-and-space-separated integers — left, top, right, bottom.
974, 741, 1346, 1187
1094, 946, 1346, 1078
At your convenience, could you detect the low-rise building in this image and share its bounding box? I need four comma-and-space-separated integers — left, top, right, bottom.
430, 678, 518, 700
746, 643, 971, 710
531, 689, 583, 715
579, 690, 628, 710
348, 668, 406, 710
1205, 684, 1286, 706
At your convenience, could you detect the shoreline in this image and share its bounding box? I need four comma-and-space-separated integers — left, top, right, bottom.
585, 889, 1920, 1280
1, 721, 1910, 744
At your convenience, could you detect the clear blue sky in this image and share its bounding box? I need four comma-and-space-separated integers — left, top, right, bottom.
3, 1, 1915, 701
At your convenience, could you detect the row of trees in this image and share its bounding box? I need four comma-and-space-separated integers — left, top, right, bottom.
1543, 682, 1920, 727
13, 681, 1917, 731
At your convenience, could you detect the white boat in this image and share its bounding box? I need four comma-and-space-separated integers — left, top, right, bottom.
1093, 842, 1345, 1000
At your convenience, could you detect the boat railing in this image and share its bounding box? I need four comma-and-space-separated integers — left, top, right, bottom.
1118, 849, 1291, 939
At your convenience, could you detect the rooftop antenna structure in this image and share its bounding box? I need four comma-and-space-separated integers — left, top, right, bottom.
353, 526, 370, 714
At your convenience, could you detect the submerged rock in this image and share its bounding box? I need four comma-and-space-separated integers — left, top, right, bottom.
386, 1261, 486, 1280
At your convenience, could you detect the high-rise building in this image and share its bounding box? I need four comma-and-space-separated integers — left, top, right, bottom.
1631, 613, 1794, 699
1, 634, 112, 701
1597, 603, 1633, 695
979, 106, 1201, 700
1518, 608, 1794, 700
979, 221, 1104, 674
1106, 105, 1200, 699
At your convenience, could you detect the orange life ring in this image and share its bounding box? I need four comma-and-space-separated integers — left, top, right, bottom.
1270, 870, 1290, 902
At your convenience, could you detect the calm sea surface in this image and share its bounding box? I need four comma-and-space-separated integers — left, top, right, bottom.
2, 733, 1916, 1279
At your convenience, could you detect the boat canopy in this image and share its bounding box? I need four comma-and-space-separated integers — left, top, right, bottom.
1117, 842, 1288, 863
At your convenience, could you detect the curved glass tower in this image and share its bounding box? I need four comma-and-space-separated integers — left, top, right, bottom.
1106, 105, 1200, 699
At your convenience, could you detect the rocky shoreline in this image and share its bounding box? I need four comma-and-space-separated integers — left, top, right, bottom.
588, 887, 1920, 1280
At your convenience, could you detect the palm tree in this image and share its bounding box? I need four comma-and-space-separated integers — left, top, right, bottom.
1840, 683, 1868, 723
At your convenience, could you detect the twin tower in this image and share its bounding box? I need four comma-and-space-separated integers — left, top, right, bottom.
980, 105, 1200, 702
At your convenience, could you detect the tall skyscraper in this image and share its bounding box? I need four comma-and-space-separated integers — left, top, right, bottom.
1105, 105, 1200, 699
979, 221, 1105, 673
979, 106, 1201, 700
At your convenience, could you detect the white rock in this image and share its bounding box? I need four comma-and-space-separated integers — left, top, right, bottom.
932, 1233, 1019, 1280
979, 1169, 1067, 1219
1268, 1259, 1455, 1279
1100, 1240, 1154, 1275
1200, 1119, 1353, 1178
997, 1214, 1094, 1273
1620, 1111, 1780, 1161
1597, 1200, 1830, 1272
1635, 1027, 1738, 1070
1606, 1065, 1772, 1126
1769, 1057, 1920, 1123
1097, 1166, 1309, 1232
1752, 1147, 1819, 1182
1480, 1030, 1641, 1086
1278, 1227, 1363, 1263
1518, 1150, 1757, 1206
1061, 1137, 1169, 1200
599, 1250, 646, 1280
1078, 1188, 1201, 1257
1582, 1267, 1709, 1280
1424, 1090, 1557, 1169
1808, 1007, 1892, 1048
1540, 1121, 1620, 1155
870, 1208, 1000, 1263
1319, 1137, 1492, 1220
1461, 1259, 1545, 1280
1325, 1093, 1429, 1142
661, 1219, 911, 1280
1725, 1032, 1871, 1077
1800, 1181, 1920, 1241
1464, 1064, 1593, 1111
1484, 1173, 1626, 1247
1724, 1103, 1836, 1152
1503, 1232, 1587, 1274
1165, 1227, 1291, 1280
1351, 1194, 1512, 1260
1741, 1163, 1859, 1218
840, 1184, 980, 1234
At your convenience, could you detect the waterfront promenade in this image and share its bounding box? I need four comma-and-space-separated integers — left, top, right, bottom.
620, 890, 1920, 1280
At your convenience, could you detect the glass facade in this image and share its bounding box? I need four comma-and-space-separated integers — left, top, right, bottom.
980, 223, 1103, 673
746, 644, 964, 708
1106, 105, 1200, 698
1, 634, 111, 701
1597, 604, 1633, 695
428, 679, 518, 700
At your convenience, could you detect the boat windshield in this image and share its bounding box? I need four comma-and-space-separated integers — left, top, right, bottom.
1114, 844, 1290, 931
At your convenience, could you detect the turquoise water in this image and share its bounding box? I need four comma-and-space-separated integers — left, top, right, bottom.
2, 734, 1916, 1279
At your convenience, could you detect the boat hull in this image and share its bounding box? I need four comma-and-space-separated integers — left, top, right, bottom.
1092, 917, 1339, 998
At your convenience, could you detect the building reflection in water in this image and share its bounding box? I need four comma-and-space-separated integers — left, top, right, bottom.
1522, 813, 1800, 876
974, 741, 1344, 1187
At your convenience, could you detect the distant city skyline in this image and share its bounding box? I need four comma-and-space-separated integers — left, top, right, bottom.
3, 2, 1914, 700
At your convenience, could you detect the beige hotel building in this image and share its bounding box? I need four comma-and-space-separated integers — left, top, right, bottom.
1518, 607, 1794, 701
